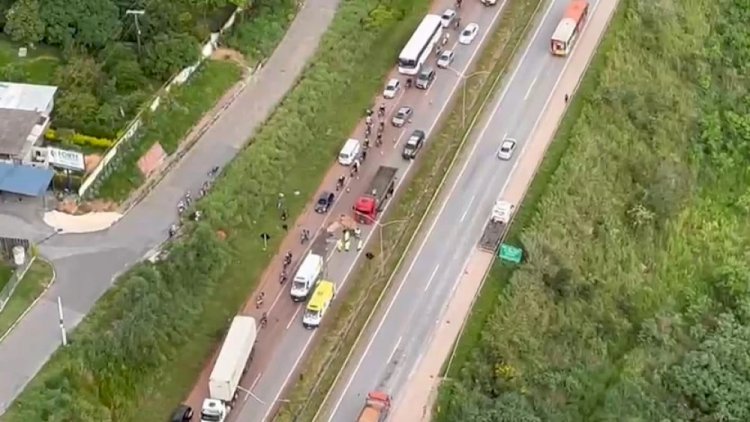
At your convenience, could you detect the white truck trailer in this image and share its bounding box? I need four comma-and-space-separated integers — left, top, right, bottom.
201, 316, 257, 422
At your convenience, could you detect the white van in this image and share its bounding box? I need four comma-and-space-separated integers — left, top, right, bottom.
290, 253, 324, 302
338, 138, 361, 166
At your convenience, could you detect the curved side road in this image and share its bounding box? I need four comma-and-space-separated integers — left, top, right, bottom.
389, 0, 620, 419
319, 0, 611, 419
0, 0, 340, 413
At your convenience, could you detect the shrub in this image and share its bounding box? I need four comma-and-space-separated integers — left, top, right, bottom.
45, 128, 114, 149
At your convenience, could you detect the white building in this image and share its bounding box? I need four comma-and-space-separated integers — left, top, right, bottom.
0, 82, 57, 164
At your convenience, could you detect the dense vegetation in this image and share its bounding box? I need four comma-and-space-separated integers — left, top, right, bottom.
5, 0, 434, 419
436, 0, 750, 420
0, 0, 230, 137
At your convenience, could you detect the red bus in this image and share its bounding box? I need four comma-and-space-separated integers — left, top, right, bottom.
550, 0, 590, 56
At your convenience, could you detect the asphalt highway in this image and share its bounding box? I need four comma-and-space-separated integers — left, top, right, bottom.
320, 0, 603, 419
231, 1, 512, 421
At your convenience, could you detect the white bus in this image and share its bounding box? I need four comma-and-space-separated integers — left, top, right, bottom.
398, 14, 443, 75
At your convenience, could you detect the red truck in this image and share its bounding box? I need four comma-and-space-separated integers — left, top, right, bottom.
357, 391, 391, 422
354, 166, 397, 224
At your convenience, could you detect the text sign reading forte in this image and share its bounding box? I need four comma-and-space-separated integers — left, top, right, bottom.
498, 244, 523, 263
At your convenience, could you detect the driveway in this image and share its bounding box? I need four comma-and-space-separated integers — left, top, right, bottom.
0, 0, 340, 413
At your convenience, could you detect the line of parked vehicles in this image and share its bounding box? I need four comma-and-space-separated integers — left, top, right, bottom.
171, 0, 586, 418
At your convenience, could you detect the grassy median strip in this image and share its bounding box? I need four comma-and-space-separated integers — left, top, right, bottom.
4, 0, 444, 421
273, 0, 546, 420
0, 259, 54, 338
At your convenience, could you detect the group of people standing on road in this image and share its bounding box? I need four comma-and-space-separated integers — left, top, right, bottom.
337, 227, 363, 253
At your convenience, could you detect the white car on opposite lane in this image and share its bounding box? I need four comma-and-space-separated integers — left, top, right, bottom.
497, 138, 517, 160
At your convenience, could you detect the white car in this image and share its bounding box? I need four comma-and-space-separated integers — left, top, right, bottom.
383, 78, 401, 99
459, 23, 479, 45
440, 9, 457, 28
497, 138, 517, 160
437, 50, 455, 68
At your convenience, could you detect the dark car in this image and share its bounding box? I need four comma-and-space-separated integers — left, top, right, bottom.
315, 191, 335, 213
170, 404, 194, 422
402, 130, 426, 159
415, 66, 436, 89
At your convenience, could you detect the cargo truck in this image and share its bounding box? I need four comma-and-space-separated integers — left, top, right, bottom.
357, 391, 391, 422
353, 166, 398, 224
201, 316, 257, 422
478, 200, 515, 252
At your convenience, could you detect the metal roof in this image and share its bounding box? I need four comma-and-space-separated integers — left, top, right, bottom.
0, 109, 43, 156
0, 82, 57, 112
0, 163, 53, 196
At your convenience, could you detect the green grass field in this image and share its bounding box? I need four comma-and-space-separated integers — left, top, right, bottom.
0, 35, 60, 85
436, 0, 750, 420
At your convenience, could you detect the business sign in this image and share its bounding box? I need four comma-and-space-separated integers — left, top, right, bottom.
47, 147, 85, 172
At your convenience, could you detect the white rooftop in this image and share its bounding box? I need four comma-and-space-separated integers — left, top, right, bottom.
0, 82, 57, 113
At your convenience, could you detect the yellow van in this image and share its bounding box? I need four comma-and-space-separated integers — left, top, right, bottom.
302, 281, 336, 329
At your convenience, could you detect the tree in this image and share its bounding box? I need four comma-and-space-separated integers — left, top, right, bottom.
4, 0, 45, 45
54, 55, 105, 92
39, 0, 121, 48
54, 90, 100, 132
666, 312, 750, 421
142, 32, 199, 81
74, 0, 122, 48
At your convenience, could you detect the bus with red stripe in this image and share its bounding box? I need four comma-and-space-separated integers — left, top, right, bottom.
550, 0, 590, 56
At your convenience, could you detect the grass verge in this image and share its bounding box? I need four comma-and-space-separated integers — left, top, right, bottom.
225, 0, 299, 65
273, 0, 546, 419
0, 261, 11, 292
3, 0, 449, 420
92, 60, 242, 202
0, 259, 54, 338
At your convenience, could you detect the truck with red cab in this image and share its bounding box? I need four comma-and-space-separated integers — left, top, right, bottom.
357, 391, 391, 422
354, 166, 397, 224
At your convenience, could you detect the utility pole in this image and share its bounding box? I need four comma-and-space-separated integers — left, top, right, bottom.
125, 10, 146, 55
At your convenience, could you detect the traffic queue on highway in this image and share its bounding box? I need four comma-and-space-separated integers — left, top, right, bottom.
176, 7, 484, 422
173, 0, 594, 420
